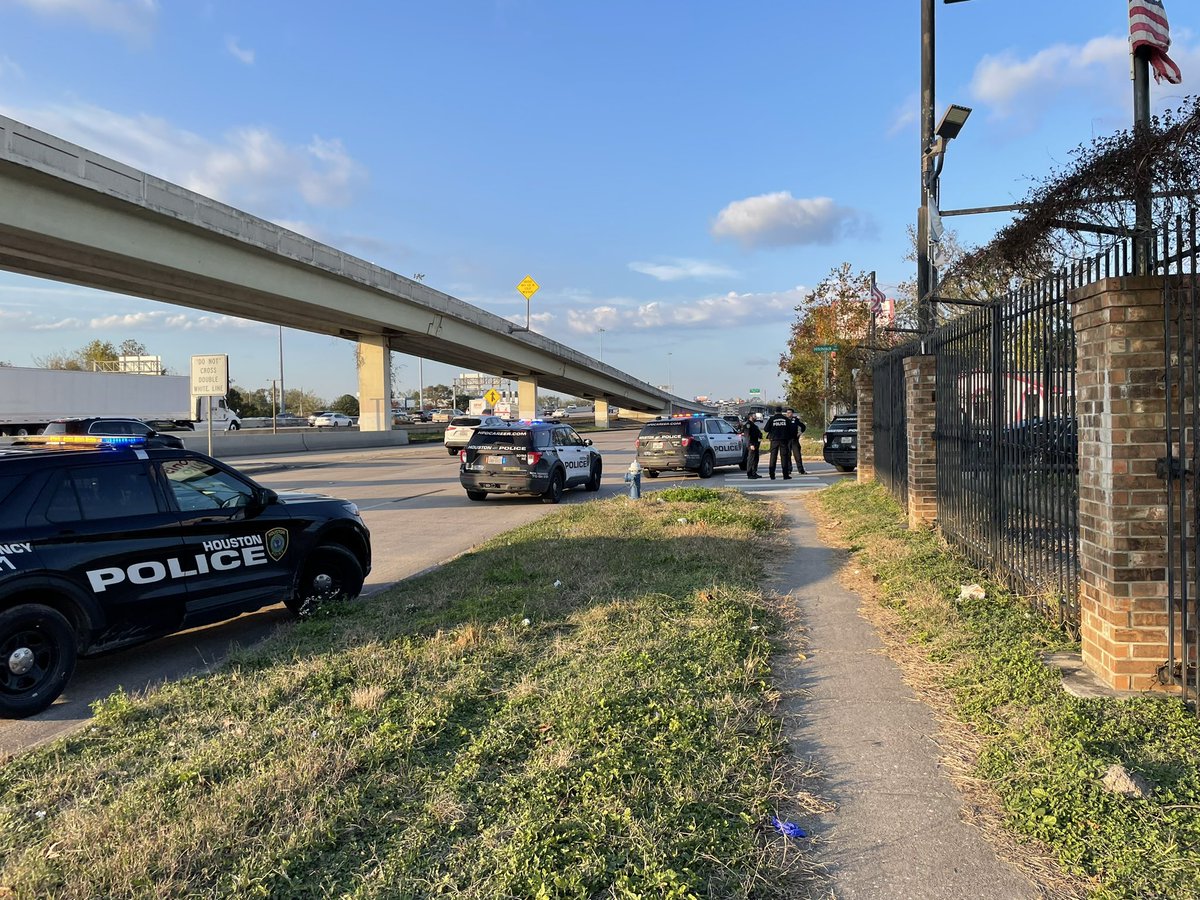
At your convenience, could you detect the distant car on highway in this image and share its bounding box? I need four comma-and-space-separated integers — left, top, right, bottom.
392, 411, 413, 425
308, 410, 334, 427
311, 412, 355, 428
443, 415, 508, 455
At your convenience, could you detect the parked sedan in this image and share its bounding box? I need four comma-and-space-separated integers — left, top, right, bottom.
444, 414, 508, 455
311, 412, 355, 428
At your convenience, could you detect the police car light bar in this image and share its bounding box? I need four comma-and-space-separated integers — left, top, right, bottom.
39, 435, 148, 447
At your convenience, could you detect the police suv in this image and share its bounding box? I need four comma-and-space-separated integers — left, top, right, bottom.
0, 436, 371, 718
635, 414, 745, 478
459, 420, 602, 502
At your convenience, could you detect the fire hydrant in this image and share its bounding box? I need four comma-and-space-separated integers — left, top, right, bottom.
624, 459, 643, 499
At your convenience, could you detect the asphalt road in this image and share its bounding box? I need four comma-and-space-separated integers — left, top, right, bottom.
1, 430, 841, 758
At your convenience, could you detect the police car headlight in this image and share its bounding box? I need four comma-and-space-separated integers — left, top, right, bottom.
342, 502, 362, 519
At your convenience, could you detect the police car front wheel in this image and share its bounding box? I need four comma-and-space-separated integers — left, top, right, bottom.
288, 545, 365, 617
0, 604, 77, 719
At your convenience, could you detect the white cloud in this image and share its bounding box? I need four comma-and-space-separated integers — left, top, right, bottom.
711, 192, 870, 248
0, 303, 271, 333
0, 101, 367, 213
564, 286, 806, 334
887, 91, 917, 138
628, 258, 737, 282
225, 35, 255, 65
7, 0, 157, 37
0, 55, 24, 79
967, 34, 1200, 127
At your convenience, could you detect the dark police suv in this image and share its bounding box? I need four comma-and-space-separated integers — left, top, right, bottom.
822, 413, 858, 472
635, 414, 745, 478
459, 420, 602, 502
0, 436, 371, 718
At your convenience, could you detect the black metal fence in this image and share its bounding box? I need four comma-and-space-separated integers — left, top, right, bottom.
872, 344, 916, 510
873, 244, 1134, 633
1160, 213, 1200, 699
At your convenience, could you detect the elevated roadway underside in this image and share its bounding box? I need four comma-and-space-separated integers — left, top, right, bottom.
0, 115, 698, 421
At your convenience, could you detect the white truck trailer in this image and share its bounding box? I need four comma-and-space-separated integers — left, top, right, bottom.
0, 366, 240, 435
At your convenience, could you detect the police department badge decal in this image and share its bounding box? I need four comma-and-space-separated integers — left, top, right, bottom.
265, 528, 289, 562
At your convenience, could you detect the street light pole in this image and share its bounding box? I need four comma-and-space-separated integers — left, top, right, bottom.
598, 327, 606, 363
278, 325, 285, 417
917, 0, 936, 333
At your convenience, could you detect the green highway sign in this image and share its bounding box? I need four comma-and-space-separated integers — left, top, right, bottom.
813, 344, 839, 352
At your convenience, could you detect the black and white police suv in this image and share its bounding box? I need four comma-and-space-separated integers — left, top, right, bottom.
459, 420, 602, 503
0, 435, 371, 718
635, 414, 745, 478
822, 413, 858, 472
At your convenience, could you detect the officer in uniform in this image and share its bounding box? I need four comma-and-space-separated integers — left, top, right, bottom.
785, 408, 807, 475
763, 406, 792, 479
743, 414, 763, 479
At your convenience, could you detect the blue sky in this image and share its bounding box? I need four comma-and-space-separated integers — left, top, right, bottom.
0, 0, 1196, 404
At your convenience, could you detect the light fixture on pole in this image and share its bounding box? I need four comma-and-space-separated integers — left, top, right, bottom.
925, 102, 971, 320
918, 0, 974, 334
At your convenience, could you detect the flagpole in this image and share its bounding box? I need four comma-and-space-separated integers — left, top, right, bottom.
1132, 44, 1152, 275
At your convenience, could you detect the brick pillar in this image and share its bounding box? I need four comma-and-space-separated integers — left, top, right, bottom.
855, 367, 875, 483
904, 355, 937, 529
1073, 276, 1173, 692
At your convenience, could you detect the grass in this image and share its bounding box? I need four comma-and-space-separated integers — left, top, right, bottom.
0, 489, 823, 899
815, 480, 1200, 900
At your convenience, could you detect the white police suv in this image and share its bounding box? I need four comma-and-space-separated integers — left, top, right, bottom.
459, 420, 602, 502
0, 435, 371, 718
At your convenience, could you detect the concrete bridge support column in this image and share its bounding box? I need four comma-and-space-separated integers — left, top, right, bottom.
356, 335, 392, 433
518, 376, 539, 421
594, 402, 610, 429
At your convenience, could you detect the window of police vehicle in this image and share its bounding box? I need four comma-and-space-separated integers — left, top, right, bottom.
459, 421, 601, 503
635, 414, 745, 478
0, 438, 371, 718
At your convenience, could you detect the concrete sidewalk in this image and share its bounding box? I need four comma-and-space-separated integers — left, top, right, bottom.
770, 497, 1040, 899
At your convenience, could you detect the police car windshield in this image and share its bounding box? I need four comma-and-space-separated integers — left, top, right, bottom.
469, 428, 531, 449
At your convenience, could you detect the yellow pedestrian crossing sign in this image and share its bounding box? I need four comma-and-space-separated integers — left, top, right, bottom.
517, 276, 540, 300
484, 389, 501, 407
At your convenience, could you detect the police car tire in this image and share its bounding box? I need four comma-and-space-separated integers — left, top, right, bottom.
448, 447, 459, 456
585, 459, 602, 492
0, 604, 76, 719
542, 469, 565, 504
287, 545, 364, 617
466, 489, 488, 501
697, 453, 715, 479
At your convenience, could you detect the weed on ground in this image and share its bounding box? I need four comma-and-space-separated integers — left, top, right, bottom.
0, 490, 826, 899
815, 480, 1200, 900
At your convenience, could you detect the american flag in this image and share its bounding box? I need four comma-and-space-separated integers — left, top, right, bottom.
870, 283, 886, 317
1130, 0, 1182, 85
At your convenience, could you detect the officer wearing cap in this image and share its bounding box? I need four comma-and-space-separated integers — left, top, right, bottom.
784, 408, 807, 476
762, 406, 792, 479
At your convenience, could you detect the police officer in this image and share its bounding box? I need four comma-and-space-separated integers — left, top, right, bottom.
743, 414, 763, 479
785, 408, 807, 475
763, 406, 792, 479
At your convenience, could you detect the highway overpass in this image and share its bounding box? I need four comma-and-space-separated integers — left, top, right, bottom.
0, 114, 703, 429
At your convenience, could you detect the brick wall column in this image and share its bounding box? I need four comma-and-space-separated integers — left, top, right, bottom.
1072, 276, 1170, 692
855, 367, 875, 483
904, 355, 937, 529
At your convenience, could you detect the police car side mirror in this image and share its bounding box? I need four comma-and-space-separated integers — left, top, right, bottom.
251, 487, 278, 512
584, 438, 593, 446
